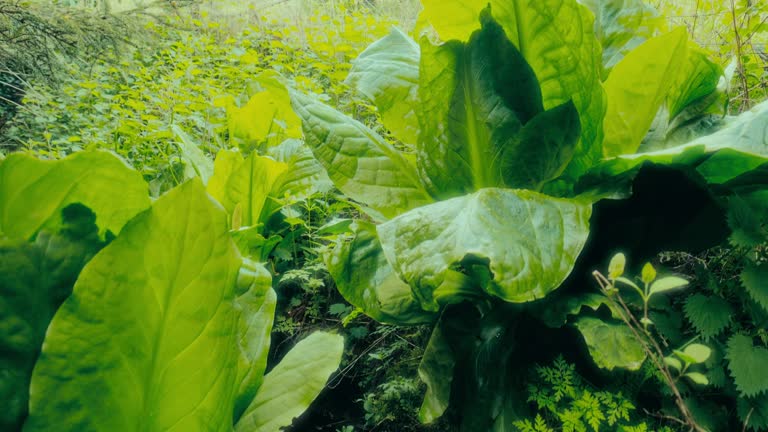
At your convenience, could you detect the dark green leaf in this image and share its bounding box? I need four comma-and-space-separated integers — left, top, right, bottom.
726, 334, 768, 398
575, 317, 646, 370
416, 9, 542, 196
325, 220, 436, 324
742, 264, 768, 313
0, 205, 106, 431
684, 293, 732, 339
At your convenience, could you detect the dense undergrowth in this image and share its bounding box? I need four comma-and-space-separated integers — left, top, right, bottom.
1, 0, 768, 431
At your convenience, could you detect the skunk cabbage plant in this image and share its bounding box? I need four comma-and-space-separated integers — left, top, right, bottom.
290, 0, 768, 429
0, 151, 344, 432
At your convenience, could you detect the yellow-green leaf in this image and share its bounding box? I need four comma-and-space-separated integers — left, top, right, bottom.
603, 27, 688, 156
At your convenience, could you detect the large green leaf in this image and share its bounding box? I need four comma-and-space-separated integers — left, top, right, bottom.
325, 220, 437, 324
0, 151, 150, 240
418, 317, 455, 423
234, 332, 344, 432
575, 316, 646, 370
233, 259, 277, 421
0, 205, 106, 431
290, 90, 431, 219
691, 100, 768, 157
435, 303, 529, 431
417, 11, 580, 195
24, 179, 243, 431
578, 0, 666, 72
416, 11, 539, 195
500, 100, 581, 190
227, 71, 302, 147
207, 149, 288, 227
377, 188, 592, 306
667, 47, 723, 121
345, 27, 421, 145
419, 0, 605, 188
602, 28, 688, 157
578, 100, 768, 199
267, 138, 333, 201
639, 47, 726, 153
533, 292, 616, 327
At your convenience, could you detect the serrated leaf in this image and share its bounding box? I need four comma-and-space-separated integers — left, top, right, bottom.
738, 393, 768, 431
648, 276, 688, 296
726, 334, 768, 397
742, 264, 768, 313
684, 294, 732, 338
727, 195, 767, 248
708, 365, 728, 390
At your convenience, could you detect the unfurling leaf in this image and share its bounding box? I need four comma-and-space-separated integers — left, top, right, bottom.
608, 253, 626, 279
641, 262, 656, 284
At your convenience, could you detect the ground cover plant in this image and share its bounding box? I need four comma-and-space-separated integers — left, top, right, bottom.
1, 0, 768, 431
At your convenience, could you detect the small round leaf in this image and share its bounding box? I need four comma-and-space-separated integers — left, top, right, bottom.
609, 253, 626, 279
641, 263, 657, 284
683, 343, 712, 364
684, 372, 709, 385
649, 276, 688, 296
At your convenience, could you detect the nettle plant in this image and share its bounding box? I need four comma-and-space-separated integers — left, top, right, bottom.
0, 151, 343, 432
290, 0, 768, 430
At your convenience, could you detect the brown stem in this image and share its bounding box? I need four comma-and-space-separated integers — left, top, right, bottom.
730, 0, 751, 110
593, 272, 707, 432
743, 407, 754, 432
